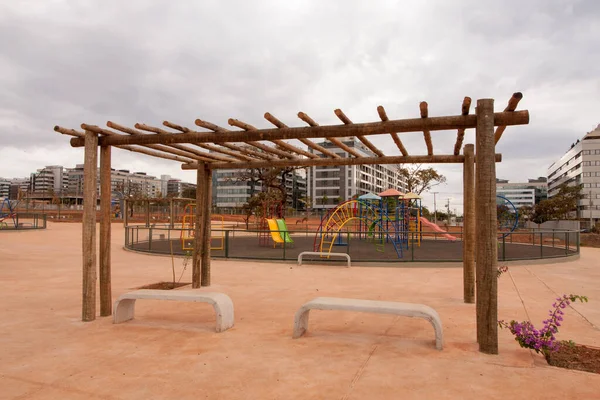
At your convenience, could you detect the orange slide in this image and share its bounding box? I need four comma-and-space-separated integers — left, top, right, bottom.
420, 217, 457, 241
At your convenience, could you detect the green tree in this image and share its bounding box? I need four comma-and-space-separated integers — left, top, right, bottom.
532, 184, 583, 223
396, 164, 447, 194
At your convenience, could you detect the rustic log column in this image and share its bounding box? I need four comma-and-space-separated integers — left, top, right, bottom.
123, 198, 128, 227
201, 164, 212, 286
145, 200, 150, 227
192, 164, 206, 288
99, 145, 112, 316
463, 144, 475, 304
82, 131, 98, 322
475, 99, 498, 354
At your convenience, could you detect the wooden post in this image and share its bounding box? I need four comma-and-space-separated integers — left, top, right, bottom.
169, 198, 174, 229
123, 198, 128, 227
475, 99, 498, 354
201, 165, 212, 286
99, 145, 112, 316
145, 200, 150, 227
463, 144, 475, 304
192, 164, 205, 288
82, 131, 98, 322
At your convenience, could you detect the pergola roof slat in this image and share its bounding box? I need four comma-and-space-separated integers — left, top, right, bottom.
334, 109, 384, 157
298, 111, 362, 158
494, 92, 523, 144
419, 102, 434, 156
228, 118, 299, 160
377, 106, 409, 156
262, 113, 319, 159
81, 123, 212, 163
132, 122, 247, 162
193, 119, 276, 161
453, 97, 472, 155
54, 126, 196, 163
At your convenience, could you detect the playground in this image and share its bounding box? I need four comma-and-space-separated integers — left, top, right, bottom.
0, 198, 47, 230
125, 191, 579, 263
1, 223, 598, 399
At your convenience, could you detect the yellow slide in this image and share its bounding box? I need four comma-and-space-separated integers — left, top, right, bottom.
266, 218, 285, 248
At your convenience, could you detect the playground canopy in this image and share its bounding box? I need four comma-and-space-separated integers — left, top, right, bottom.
54, 93, 529, 355
358, 192, 382, 201
378, 188, 405, 197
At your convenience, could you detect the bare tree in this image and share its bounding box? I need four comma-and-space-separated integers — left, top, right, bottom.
396, 164, 447, 194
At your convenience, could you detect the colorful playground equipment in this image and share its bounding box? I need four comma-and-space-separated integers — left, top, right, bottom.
420, 217, 457, 241
312, 189, 429, 259
180, 204, 225, 251
265, 218, 294, 248
0, 199, 19, 229
258, 199, 284, 247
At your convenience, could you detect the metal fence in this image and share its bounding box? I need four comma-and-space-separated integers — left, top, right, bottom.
0, 213, 47, 230
124, 225, 579, 263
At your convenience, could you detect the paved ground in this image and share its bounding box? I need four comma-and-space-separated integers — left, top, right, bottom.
1, 222, 599, 399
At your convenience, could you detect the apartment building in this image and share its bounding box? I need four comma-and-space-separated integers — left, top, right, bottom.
0, 178, 10, 198
30, 165, 68, 194
496, 177, 548, 209
166, 178, 197, 197
307, 138, 407, 209
547, 124, 600, 222
212, 169, 307, 212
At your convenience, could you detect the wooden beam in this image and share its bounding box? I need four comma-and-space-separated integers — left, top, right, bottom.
201, 163, 212, 286
494, 92, 523, 144
454, 97, 472, 155
82, 130, 98, 322
475, 99, 498, 354
420, 102, 433, 156
54, 126, 197, 164
71, 110, 530, 147
463, 143, 475, 304
377, 106, 408, 156
194, 119, 276, 161
228, 118, 299, 159
99, 145, 112, 317
182, 153, 503, 170
298, 112, 362, 157
131, 122, 240, 162
335, 109, 384, 157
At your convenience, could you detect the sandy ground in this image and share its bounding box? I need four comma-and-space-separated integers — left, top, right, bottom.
1, 222, 599, 399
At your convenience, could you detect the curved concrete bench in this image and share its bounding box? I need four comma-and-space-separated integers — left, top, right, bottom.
292, 297, 443, 350
113, 289, 234, 332
297, 252, 351, 267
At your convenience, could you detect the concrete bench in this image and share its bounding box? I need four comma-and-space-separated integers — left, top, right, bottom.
113, 289, 234, 332
292, 297, 443, 350
298, 252, 351, 267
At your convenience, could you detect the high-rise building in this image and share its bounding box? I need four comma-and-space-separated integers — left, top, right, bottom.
496, 177, 548, 209
30, 165, 68, 195
307, 138, 406, 209
0, 178, 10, 198
211, 169, 307, 212
547, 124, 600, 222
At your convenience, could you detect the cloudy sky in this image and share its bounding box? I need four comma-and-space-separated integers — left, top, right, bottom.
1, 0, 599, 212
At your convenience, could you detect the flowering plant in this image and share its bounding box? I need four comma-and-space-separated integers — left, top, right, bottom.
498, 294, 588, 355
497, 265, 509, 277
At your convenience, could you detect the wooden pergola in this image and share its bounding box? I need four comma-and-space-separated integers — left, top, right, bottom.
54, 93, 528, 354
